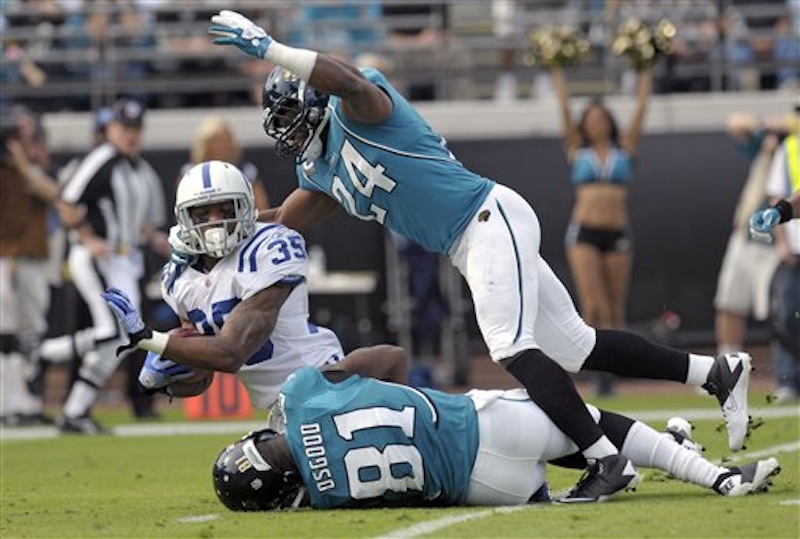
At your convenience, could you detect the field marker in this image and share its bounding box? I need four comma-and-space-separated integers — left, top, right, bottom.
373, 506, 531, 539
176, 514, 219, 523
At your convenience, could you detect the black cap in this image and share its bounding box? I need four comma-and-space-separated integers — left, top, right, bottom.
111, 98, 145, 127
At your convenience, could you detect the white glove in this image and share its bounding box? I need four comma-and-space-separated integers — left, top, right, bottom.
209, 10, 273, 59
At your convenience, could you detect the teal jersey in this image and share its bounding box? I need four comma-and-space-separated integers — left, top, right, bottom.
296, 68, 495, 255
570, 147, 633, 186
281, 368, 479, 508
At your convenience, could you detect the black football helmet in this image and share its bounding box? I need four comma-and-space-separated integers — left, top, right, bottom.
212, 429, 305, 511
261, 66, 330, 161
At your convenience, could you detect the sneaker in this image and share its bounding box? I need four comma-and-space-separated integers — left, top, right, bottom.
57, 415, 107, 435
702, 352, 752, 451
665, 416, 704, 454
713, 457, 781, 496
556, 454, 641, 503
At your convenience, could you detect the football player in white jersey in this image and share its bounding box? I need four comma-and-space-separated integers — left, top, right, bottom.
102, 160, 348, 416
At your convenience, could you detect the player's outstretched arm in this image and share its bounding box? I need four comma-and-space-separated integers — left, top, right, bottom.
209, 10, 391, 124
324, 345, 410, 384
259, 188, 340, 232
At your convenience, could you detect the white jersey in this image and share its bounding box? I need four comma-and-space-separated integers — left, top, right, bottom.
161, 223, 343, 409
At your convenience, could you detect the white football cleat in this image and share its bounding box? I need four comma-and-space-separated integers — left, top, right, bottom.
713, 457, 781, 496
702, 352, 752, 450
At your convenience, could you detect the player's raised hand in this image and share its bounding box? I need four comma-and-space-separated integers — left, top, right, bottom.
209, 10, 272, 59
101, 287, 152, 355
749, 207, 780, 244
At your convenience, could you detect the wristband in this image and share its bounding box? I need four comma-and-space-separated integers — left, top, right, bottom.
264, 42, 318, 81
138, 330, 169, 355
774, 199, 794, 224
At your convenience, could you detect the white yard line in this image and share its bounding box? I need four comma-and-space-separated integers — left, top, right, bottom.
176, 514, 219, 524
373, 506, 531, 539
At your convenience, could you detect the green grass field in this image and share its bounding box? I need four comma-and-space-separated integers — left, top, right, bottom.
2, 393, 798, 539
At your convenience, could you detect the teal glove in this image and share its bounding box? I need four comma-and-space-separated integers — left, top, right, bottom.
749, 207, 780, 243
209, 10, 273, 59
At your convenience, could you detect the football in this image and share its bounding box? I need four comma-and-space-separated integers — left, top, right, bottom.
165, 326, 214, 398
168, 369, 214, 398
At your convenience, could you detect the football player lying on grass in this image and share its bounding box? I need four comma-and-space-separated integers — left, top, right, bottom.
210, 351, 782, 510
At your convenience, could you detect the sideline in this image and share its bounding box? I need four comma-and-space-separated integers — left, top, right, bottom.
1, 406, 798, 442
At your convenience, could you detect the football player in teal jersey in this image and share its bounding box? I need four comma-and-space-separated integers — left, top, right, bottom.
211, 347, 780, 511
201, 10, 755, 502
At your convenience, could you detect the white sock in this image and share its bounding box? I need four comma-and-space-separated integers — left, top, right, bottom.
62, 379, 99, 419
583, 436, 619, 461
1, 352, 26, 416
621, 421, 723, 488
685, 354, 715, 386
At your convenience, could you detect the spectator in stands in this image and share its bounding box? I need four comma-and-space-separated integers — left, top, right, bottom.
286, 1, 385, 58
491, 0, 522, 101
714, 112, 783, 360
772, 15, 800, 90
0, 104, 60, 426
550, 64, 653, 396
180, 116, 270, 211
384, 2, 473, 100
718, 8, 757, 91
117, 0, 157, 106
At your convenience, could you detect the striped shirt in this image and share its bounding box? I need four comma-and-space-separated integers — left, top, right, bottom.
61, 142, 166, 251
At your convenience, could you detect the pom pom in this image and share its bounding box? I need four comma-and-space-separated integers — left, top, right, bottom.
525, 25, 591, 69
612, 18, 676, 71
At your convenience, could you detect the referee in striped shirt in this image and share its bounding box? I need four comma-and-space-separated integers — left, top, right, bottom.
57, 98, 168, 434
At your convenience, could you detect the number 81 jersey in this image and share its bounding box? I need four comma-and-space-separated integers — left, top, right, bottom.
161, 223, 343, 409
281, 367, 479, 508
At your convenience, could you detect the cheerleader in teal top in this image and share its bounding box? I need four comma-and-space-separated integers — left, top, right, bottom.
552, 66, 653, 395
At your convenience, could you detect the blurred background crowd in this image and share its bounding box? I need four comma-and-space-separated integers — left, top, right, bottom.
1, 0, 798, 427
2, 0, 799, 111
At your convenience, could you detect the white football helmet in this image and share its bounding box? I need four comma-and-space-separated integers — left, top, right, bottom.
174, 160, 256, 258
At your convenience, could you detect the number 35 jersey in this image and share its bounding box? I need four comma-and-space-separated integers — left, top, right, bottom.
161, 223, 343, 409
281, 367, 479, 508
296, 68, 495, 256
